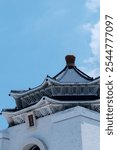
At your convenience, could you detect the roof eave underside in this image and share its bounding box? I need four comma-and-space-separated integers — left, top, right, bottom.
2, 96, 100, 115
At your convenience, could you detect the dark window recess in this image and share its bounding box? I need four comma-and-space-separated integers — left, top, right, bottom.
30, 145, 40, 150
28, 114, 34, 127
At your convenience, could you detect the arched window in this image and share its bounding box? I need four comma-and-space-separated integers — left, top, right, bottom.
21, 138, 47, 150
30, 145, 40, 150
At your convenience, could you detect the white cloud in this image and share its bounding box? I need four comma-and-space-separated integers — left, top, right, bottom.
82, 23, 92, 31
87, 67, 100, 77
79, 66, 99, 77
84, 21, 100, 64
90, 21, 100, 59
86, 0, 100, 12
82, 21, 100, 77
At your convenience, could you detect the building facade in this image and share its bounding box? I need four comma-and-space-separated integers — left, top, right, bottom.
0, 55, 100, 150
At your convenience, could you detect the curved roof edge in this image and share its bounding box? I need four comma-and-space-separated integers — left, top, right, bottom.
2, 96, 100, 126
9, 75, 100, 100
9, 76, 49, 99
2, 96, 99, 116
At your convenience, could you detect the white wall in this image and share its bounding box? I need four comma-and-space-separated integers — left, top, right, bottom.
81, 117, 100, 150
0, 132, 10, 150
0, 106, 100, 150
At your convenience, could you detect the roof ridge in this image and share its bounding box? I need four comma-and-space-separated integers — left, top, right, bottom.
53, 66, 67, 79
74, 66, 93, 80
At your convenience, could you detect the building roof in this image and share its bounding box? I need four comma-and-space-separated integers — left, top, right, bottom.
53, 66, 93, 83
2, 96, 100, 126
7, 55, 99, 109
54, 55, 93, 83
2, 55, 100, 126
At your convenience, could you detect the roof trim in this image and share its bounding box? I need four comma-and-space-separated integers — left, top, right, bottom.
53, 65, 93, 82
73, 66, 93, 80
10, 75, 99, 99
53, 66, 67, 79
2, 96, 99, 115
9, 77, 49, 99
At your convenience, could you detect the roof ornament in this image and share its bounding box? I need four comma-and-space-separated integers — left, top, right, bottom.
65, 55, 75, 68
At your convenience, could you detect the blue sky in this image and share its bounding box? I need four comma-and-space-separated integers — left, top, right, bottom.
0, 0, 100, 129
